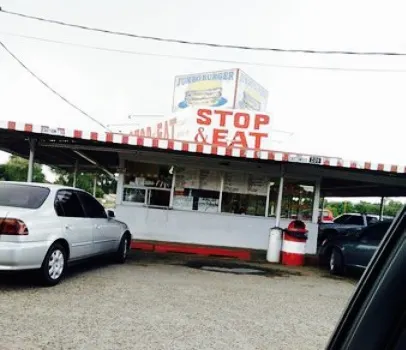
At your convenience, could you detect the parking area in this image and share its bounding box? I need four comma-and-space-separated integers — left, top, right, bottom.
0, 253, 355, 350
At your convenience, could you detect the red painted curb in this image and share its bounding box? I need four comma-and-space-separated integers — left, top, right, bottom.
131, 241, 251, 260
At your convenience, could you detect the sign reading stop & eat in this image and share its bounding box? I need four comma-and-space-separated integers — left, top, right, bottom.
195, 109, 271, 149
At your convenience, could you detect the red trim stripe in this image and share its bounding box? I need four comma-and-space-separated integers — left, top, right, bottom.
365, 162, 371, 170
152, 138, 159, 148
7, 121, 16, 130
182, 143, 189, 152
378, 164, 384, 171
105, 133, 113, 143
90, 132, 98, 141
167, 140, 174, 150
24, 124, 33, 132
268, 151, 275, 160
74, 130, 83, 138
121, 135, 129, 144
136, 137, 144, 146
391, 165, 398, 173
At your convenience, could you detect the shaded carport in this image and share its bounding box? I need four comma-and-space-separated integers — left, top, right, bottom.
1, 122, 406, 203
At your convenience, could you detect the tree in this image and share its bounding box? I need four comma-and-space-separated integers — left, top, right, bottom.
325, 199, 403, 218
0, 156, 45, 182
52, 168, 116, 198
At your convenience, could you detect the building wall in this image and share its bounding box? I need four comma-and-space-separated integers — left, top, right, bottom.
115, 205, 319, 254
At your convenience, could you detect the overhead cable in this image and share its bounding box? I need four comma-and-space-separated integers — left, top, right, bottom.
1, 31, 406, 73
0, 40, 110, 131
1, 8, 406, 56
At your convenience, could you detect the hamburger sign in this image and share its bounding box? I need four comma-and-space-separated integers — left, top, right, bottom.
172, 69, 268, 113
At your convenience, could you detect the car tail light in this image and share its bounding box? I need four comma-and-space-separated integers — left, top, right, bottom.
0, 218, 29, 235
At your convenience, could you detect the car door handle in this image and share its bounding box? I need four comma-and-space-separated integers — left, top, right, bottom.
95, 224, 102, 229
65, 225, 72, 230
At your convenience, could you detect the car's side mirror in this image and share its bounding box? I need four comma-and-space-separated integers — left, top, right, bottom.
107, 210, 115, 218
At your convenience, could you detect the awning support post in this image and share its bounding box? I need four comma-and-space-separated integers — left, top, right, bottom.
93, 175, 97, 197
275, 166, 285, 227
379, 196, 385, 220
73, 160, 78, 187
27, 138, 36, 182
312, 179, 322, 223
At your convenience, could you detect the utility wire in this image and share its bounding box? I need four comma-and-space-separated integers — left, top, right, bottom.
2, 7, 406, 57
1, 31, 406, 73
0, 40, 110, 131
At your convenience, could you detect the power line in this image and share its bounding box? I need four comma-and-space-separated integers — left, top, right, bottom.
0, 40, 110, 131
1, 31, 406, 73
2, 8, 406, 57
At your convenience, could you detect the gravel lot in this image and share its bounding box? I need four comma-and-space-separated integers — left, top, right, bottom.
0, 253, 355, 350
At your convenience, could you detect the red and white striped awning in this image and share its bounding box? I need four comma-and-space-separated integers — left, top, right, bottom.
0, 120, 404, 174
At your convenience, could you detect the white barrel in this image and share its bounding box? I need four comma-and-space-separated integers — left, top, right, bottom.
266, 227, 283, 263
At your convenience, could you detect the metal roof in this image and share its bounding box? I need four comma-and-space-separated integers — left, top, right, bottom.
0, 120, 405, 197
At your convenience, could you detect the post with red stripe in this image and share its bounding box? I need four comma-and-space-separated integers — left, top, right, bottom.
281, 220, 308, 266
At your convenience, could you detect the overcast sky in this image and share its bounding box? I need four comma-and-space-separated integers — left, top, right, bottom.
0, 0, 405, 190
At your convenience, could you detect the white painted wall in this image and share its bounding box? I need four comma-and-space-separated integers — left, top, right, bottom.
115, 204, 318, 254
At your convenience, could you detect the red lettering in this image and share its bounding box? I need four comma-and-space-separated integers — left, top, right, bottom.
249, 132, 268, 149
197, 109, 212, 125
212, 128, 228, 147
156, 122, 163, 138
234, 112, 250, 129
146, 127, 151, 137
169, 118, 176, 139
214, 110, 233, 127
229, 131, 248, 148
163, 121, 169, 138
254, 114, 270, 130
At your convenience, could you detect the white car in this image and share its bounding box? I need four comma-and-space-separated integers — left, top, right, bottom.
0, 182, 132, 286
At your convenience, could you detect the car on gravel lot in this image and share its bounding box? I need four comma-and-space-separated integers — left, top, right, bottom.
318, 219, 392, 275
0, 181, 132, 286
317, 212, 393, 246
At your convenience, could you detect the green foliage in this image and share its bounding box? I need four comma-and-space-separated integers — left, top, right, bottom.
52, 168, 116, 199
0, 155, 45, 183
325, 199, 403, 218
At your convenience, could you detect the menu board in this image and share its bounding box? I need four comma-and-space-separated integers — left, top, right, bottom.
175, 168, 200, 189
247, 174, 269, 196
199, 170, 221, 191
223, 172, 248, 194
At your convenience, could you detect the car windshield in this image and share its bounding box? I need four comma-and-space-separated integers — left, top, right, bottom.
0, 183, 50, 209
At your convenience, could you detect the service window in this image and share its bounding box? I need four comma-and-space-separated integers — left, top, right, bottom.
221, 172, 269, 217
55, 190, 86, 218
173, 167, 221, 212
76, 191, 107, 219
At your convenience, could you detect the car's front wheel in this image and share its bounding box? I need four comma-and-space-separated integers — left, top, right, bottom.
40, 243, 67, 286
114, 235, 130, 264
330, 248, 345, 275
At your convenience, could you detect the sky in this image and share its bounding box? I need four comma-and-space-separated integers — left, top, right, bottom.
0, 0, 405, 199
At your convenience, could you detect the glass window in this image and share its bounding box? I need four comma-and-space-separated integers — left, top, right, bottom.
221, 172, 270, 217
280, 180, 314, 221
123, 161, 172, 208
77, 191, 107, 219
124, 161, 172, 189
345, 216, 364, 225
0, 183, 50, 209
173, 167, 220, 212
55, 190, 85, 218
123, 188, 146, 204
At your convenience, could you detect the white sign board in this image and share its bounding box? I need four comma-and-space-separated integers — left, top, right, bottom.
172, 69, 238, 113
235, 70, 269, 112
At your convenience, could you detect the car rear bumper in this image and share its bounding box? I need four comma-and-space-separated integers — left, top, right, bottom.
0, 240, 50, 271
